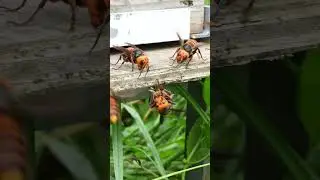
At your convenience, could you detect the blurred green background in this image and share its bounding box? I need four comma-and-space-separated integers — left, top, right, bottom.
212, 48, 320, 180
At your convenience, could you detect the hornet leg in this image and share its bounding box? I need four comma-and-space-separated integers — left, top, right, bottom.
169, 48, 180, 60
89, 12, 109, 54
0, 0, 27, 12
67, 0, 77, 32
111, 55, 122, 65
7, 0, 48, 26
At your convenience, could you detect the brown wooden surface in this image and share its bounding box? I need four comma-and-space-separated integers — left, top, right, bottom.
0, 0, 107, 129
211, 0, 320, 67
2, 0, 320, 129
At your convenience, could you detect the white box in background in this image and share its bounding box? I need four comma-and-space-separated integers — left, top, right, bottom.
110, 8, 191, 47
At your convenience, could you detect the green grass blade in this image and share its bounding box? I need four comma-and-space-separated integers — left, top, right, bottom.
203, 77, 211, 108
125, 146, 158, 169
111, 123, 124, 180
299, 48, 320, 145
215, 70, 320, 180
41, 135, 99, 180
171, 84, 210, 125
152, 163, 210, 180
122, 104, 168, 179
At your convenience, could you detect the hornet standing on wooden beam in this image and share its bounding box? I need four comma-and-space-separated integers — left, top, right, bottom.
112, 43, 150, 78
170, 32, 206, 68
149, 79, 174, 115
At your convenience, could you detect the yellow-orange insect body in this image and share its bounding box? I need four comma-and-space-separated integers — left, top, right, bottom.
110, 90, 120, 124
112, 43, 150, 78
0, 81, 26, 180
136, 55, 150, 71
170, 33, 205, 68
154, 96, 172, 115
149, 80, 174, 115
176, 49, 189, 63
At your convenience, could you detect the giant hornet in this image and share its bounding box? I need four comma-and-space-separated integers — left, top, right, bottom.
112, 43, 150, 78
2, 0, 109, 53
170, 33, 206, 68
0, 80, 27, 180
110, 89, 120, 124
149, 79, 174, 115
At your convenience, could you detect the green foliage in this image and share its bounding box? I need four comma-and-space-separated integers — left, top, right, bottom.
122, 104, 167, 179
111, 122, 124, 180
213, 49, 320, 180
186, 117, 210, 165
33, 77, 210, 180
203, 77, 210, 108
43, 135, 99, 180
171, 84, 210, 125
214, 69, 319, 180
299, 49, 320, 146
35, 123, 108, 180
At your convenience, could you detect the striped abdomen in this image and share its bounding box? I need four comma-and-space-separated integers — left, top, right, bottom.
185, 39, 198, 50
0, 113, 26, 180
110, 96, 120, 124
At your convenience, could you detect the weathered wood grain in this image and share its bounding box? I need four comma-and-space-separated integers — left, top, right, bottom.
2, 0, 320, 129
211, 0, 320, 67
0, 0, 108, 129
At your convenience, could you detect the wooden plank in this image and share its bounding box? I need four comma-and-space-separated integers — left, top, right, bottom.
0, 0, 108, 129
2, 0, 319, 128
110, 41, 210, 101
211, 0, 320, 67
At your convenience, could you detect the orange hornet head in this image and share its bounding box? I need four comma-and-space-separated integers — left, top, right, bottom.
155, 96, 171, 115
136, 55, 149, 70
176, 49, 189, 63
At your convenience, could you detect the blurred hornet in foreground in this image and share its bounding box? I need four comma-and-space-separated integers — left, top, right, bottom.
170, 32, 206, 68
110, 89, 120, 124
2, 0, 109, 53
149, 79, 174, 115
0, 80, 27, 180
112, 43, 150, 78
